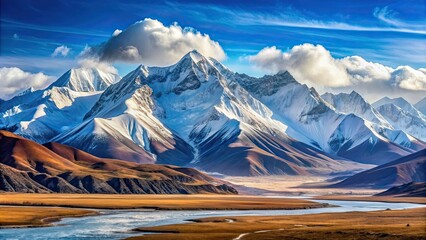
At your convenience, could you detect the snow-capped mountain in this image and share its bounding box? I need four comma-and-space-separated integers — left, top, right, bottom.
321, 91, 391, 128
373, 97, 426, 142
414, 97, 426, 115
52, 51, 367, 175
321, 91, 422, 150
235, 72, 423, 165
0, 67, 120, 142
48, 67, 119, 92
1, 51, 424, 175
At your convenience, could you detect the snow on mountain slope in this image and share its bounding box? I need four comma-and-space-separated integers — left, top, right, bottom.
0, 67, 119, 142
48, 67, 120, 92
321, 91, 423, 150
53, 50, 365, 175
373, 97, 426, 141
321, 91, 391, 128
236, 71, 422, 164
373, 97, 426, 120
414, 97, 426, 115
375, 104, 426, 142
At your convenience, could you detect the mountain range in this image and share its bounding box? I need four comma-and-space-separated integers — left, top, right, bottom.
1, 50, 425, 176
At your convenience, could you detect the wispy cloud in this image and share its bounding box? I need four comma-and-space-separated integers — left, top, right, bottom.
373, 6, 426, 32
166, 2, 426, 35
1, 19, 111, 38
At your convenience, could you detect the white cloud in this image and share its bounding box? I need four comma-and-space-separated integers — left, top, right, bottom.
82, 18, 225, 66
248, 44, 426, 92
247, 45, 349, 87
52, 45, 71, 57
0, 67, 54, 100
112, 29, 122, 36
13, 33, 19, 39
390, 66, 426, 91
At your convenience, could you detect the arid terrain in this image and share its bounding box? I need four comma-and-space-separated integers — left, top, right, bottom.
224, 176, 382, 195
127, 208, 426, 240
0, 193, 325, 211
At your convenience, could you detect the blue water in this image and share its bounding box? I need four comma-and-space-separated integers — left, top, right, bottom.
0, 200, 423, 240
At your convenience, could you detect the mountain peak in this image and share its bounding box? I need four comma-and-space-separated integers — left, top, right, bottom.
180, 49, 206, 63
373, 96, 412, 109
48, 67, 120, 92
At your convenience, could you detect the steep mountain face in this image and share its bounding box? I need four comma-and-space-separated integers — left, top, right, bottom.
52, 51, 367, 175
235, 72, 422, 165
0, 67, 120, 143
321, 91, 423, 152
373, 97, 426, 141
0, 130, 237, 194
333, 149, 426, 188
321, 91, 391, 128
414, 97, 426, 115
48, 67, 119, 92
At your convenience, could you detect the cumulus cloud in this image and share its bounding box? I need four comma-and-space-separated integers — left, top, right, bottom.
82, 18, 225, 66
247, 44, 426, 92
52, 45, 71, 57
0, 67, 54, 100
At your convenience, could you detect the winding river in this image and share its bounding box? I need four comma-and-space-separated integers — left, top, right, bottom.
0, 199, 423, 240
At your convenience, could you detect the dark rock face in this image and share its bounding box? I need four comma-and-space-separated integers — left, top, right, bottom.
0, 130, 238, 195
236, 71, 296, 96
173, 71, 201, 95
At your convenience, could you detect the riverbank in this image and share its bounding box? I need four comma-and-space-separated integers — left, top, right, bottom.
128, 208, 426, 240
0, 206, 96, 228
0, 193, 326, 210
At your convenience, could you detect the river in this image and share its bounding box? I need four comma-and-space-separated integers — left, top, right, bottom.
0, 199, 423, 240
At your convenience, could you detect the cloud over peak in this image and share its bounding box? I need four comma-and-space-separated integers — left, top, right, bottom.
247, 43, 426, 102
0, 67, 54, 100
82, 18, 226, 66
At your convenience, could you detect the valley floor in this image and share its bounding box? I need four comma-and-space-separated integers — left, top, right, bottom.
0, 193, 324, 210
127, 208, 426, 240
224, 176, 381, 195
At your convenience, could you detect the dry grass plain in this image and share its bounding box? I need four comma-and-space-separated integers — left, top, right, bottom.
128, 208, 426, 240
0, 206, 96, 228
0, 193, 326, 210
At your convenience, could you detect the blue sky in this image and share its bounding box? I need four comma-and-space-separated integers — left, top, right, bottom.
1, 0, 425, 78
